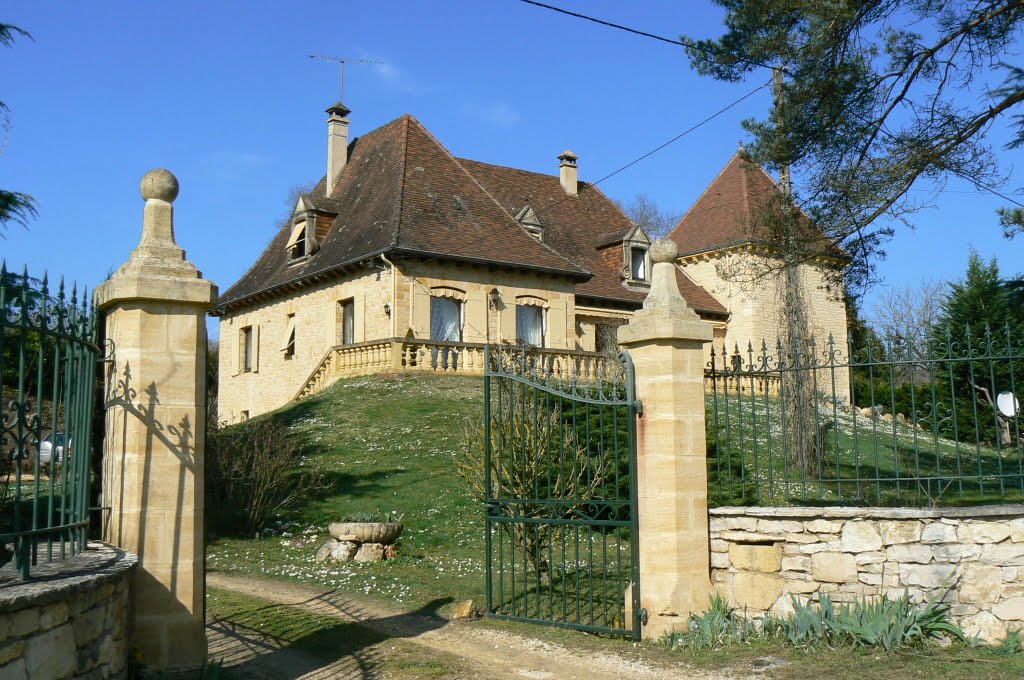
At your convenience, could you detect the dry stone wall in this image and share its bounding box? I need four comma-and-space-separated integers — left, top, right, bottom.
709, 506, 1024, 642
0, 543, 136, 679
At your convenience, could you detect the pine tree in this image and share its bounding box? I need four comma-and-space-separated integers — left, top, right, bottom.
931, 251, 1024, 445
0, 24, 36, 234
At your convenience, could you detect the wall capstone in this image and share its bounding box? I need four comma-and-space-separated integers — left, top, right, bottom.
0, 543, 136, 679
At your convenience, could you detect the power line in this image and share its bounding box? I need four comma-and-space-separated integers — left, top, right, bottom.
405, 78, 773, 273
533, 79, 772, 217
518, 0, 777, 71
520, 1, 1024, 210
519, 0, 686, 48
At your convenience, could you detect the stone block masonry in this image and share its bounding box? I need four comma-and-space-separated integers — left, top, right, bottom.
710, 505, 1024, 642
0, 543, 137, 679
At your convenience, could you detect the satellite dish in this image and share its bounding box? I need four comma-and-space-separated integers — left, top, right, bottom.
997, 391, 1019, 418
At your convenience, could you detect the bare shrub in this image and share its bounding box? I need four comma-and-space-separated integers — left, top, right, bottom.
206, 416, 326, 536
456, 393, 608, 584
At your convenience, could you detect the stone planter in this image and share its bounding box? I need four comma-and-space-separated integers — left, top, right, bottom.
328, 521, 403, 545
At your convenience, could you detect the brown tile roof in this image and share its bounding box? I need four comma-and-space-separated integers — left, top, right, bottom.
458, 160, 725, 316
668, 152, 845, 260
212, 113, 727, 318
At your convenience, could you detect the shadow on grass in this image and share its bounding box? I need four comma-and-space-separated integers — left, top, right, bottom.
208, 591, 453, 679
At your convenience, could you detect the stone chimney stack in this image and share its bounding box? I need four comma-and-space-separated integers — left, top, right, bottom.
326, 101, 352, 196
558, 149, 578, 196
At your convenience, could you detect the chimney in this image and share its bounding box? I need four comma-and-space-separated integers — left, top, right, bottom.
558, 149, 578, 196
326, 101, 352, 195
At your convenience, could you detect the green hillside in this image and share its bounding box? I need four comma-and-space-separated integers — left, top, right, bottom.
206, 374, 487, 609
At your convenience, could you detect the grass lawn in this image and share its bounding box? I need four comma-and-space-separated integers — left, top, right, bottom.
206, 374, 488, 612
204, 373, 1024, 675
708, 392, 1024, 506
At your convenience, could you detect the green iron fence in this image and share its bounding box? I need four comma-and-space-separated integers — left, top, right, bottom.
484, 344, 644, 638
1, 264, 99, 578
707, 327, 1024, 507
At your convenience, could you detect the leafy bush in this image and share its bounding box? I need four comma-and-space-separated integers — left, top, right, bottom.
206, 416, 326, 536
665, 592, 964, 652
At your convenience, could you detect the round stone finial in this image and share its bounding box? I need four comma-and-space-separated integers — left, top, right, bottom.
140, 169, 179, 203
649, 238, 678, 264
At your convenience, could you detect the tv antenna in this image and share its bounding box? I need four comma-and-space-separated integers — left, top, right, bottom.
307, 55, 384, 101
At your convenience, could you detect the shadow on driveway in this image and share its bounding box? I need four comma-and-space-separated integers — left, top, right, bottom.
207, 588, 453, 679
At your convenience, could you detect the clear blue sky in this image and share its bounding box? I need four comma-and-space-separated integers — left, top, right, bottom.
2, 1, 1021, 328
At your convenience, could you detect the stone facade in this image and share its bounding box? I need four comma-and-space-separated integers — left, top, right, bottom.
710, 505, 1024, 642
683, 253, 847, 349
682, 250, 850, 401
217, 259, 591, 422
0, 543, 136, 680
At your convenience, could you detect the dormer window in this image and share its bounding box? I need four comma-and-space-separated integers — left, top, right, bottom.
621, 225, 652, 285
514, 205, 544, 241
286, 194, 322, 263
631, 247, 647, 280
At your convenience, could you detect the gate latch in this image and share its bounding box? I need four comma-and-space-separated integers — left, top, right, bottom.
639, 608, 649, 626
634, 400, 643, 416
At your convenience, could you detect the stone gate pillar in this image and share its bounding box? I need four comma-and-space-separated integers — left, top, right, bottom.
617, 238, 713, 639
95, 169, 217, 670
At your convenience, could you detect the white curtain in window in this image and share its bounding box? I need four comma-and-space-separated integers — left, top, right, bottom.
342, 301, 354, 345
516, 304, 544, 346
631, 248, 646, 279
430, 296, 461, 341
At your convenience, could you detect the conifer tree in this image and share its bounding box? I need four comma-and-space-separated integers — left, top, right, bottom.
0, 23, 36, 234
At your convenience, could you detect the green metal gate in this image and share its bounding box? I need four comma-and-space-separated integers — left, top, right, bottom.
1, 265, 99, 579
484, 345, 644, 638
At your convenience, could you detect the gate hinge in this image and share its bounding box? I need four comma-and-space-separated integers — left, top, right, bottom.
634, 400, 643, 416
639, 608, 649, 626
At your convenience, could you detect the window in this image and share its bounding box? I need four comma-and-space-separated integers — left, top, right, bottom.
630, 247, 647, 280
241, 326, 254, 372
281, 314, 296, 360
339, 299, 354, 345
514, 205, 544, 241
240, 410, 250, 422
516, 304, 545, 347
430, 296, 462, 342
286, 220, 307, 259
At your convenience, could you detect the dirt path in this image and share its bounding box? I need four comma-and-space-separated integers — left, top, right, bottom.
207, 572, 745, 680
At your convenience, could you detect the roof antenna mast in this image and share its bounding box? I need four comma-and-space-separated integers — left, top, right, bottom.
307, 55, 385, 101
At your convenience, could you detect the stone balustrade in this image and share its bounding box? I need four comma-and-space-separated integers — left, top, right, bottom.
293, 339, 613, 398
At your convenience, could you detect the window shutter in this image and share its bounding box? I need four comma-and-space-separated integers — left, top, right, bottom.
251, 325, 260, 373
354, 296, 365, 343
231, 329, 240, 376
285, 221, 305, 251
411, 286, 430, 338
280, 316, 297, 352
499, 303, 516, 343
548, 299, 567, 348
464, 290, 487, 342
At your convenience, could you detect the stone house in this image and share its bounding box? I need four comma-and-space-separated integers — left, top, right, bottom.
668, 150, 850, 376
210, 104, 847, 422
